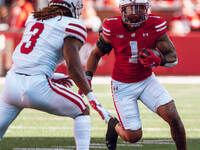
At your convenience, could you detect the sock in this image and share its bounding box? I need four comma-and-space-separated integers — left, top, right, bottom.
74, 115, 91, 150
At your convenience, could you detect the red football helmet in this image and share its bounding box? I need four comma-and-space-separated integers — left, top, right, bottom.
119, 0, 150, 27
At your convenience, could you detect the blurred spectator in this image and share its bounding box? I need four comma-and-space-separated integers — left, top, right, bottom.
0, 0, 6, 6
83, 0, 93, 6
80, 6, 102, 32
169, 0, 200, 36
9, 0, 34, 31
36, 0, 48, 10
194, 0, 200, 16
0, 6, 9, 23
104, 0, 120, 13
104, 0, 118, 7
0, 6, 9, 30
150, 0, 181, 7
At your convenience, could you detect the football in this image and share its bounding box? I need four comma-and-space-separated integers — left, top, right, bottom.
139, 48, 162, 59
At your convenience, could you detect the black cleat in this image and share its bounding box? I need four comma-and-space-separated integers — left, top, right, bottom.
105, 117, 119, 150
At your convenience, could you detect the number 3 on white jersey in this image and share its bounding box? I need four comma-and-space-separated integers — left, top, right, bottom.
20, 22, 44, 54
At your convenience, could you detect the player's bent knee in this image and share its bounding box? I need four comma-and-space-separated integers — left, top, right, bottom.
126, 136, 142, 143
127, 134, 142, 143
82, 105, 90, 115
124, 129, 142, 143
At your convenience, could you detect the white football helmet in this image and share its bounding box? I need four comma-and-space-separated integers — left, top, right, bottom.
49, 0, 83, 18
119, 0, 150, 27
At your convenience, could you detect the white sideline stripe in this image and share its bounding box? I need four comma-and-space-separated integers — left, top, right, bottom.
9, 126, 200, 132
0, 76, 200, 84
91, 76, 200, 84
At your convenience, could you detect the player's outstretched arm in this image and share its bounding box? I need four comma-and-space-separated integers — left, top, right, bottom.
63, 36, 91, 95
78, 35, 109, 96
156, 33, 178, 68
63, 36, 110, 123
77, 45, 103, 97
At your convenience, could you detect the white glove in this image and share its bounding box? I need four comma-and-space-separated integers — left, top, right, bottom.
51, 73, 73, 88
87, 92, 111, 123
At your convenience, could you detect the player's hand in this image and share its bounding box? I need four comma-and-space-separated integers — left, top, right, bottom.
87, 92, 110, 123
51, 73, 73, 88
139, 49, 162, 68
78, 75, 92, 97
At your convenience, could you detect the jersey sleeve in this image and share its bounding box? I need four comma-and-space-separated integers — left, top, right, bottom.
152, 15, 167, 36
102, 19, 112, 40
65, 20, 87, 44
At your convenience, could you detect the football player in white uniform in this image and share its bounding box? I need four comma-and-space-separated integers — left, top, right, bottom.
0, 0, 110, 149
80, 0, 187, 150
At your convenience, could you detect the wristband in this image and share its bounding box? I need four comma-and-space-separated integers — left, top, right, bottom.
86, 71, 93, 77
160, 57, 167, 66
86, 71, 93, 81
86, 92, 96, 102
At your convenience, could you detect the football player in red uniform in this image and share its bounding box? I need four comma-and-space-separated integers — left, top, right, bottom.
79, 0, 187, 149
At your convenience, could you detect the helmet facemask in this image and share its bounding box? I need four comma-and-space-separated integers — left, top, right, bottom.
71, 1, 83, 18
120, 2, 150, 27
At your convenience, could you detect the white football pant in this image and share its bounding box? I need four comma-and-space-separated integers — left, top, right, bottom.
0, 70, 89, 144
111, 73, 173, 130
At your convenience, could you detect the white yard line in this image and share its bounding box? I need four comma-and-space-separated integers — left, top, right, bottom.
11, 139, 177, 150
8, 126, 200, 132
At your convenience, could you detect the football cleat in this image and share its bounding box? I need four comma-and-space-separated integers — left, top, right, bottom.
105, 117, 119, 150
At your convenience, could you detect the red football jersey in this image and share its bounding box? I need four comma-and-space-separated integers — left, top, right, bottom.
102, 14, 167, 83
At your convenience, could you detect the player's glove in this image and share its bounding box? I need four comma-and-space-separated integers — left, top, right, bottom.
51, 73, 73, 88
138, 48, 162, 68
86, 92, 110, 123
78, 71, 93, 97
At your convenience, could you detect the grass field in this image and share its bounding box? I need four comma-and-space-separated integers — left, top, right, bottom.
0, 81, 200, 150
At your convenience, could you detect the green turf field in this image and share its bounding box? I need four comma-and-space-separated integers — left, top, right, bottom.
0, 83, 200, 150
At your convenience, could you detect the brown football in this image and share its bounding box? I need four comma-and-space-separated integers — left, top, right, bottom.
139, 48, 162, 58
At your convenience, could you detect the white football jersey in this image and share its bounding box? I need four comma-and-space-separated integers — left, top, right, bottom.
11, 14, 87, 77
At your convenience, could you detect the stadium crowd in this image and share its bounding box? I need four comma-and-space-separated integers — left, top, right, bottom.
0, 0, 200, 35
